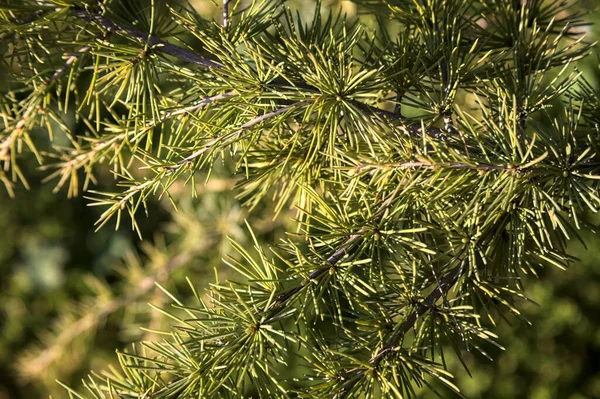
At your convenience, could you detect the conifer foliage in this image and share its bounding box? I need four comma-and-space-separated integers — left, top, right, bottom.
1, 0, 599, 397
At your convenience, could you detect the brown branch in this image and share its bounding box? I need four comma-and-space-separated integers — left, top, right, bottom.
166, 100, 309, 169
1, 9, 47, 41
268, 232, 366, 307
373, 263, 464, 362
12, 9, 47, 25
9, 6, 448, 140
47, 45, 92, 85
42, 91, 237, 196
355, 160, 521, 174
70, 8, 222, 69
269, 185, 402, 310
160, 90, 238, 120
65, 8, 445, 139
334, 262, 464, 399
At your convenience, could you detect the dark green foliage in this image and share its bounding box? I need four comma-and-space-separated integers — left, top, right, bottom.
1, 0, 600, 398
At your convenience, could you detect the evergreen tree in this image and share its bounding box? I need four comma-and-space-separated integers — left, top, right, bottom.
1, 0, 599, 397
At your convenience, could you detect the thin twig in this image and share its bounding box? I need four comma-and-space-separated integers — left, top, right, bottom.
1, 44, 92, 171
268, 233, 365, 307
15, 9, 47, 24
354, 160, 522, 173
70, 8, 221, 69
439, 58, 458, 135
223, 0, 230, 31
374, 263, 464, 362
161, 91, 237, 120
270, 185, 402, 310
166, 101, 309, 169
0, 9, 47, 41
11, 6, 445, 138
394, 93, 403, 118
334, 262, 464, 399
47, 45, 92, 85
0, 106, 35, 169
350, 100, 445, 138
43, 91, 237, 195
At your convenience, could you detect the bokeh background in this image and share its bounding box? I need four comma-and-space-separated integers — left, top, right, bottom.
1, 1, 600, 398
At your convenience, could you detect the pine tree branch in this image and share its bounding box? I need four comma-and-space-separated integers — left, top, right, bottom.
355, 161, 523, 173
9, 6, 447, 140
439, 58, 458, 136
374, 262, 464, 360
136, 185, 401, 398
43, 91, 237, 195
46, 45, 92, 86
166, 100, 309, 169
160, 91, 238, 120
70, 7, 222, 69
10, 8, 47, 25
65, 7, 442, 137
0, 106, 35, 169
269, 185, 402, 310
268, 232, 365, 307
1, 8, 46, 41
394, 93, 403, 118
334, 262, 465, 399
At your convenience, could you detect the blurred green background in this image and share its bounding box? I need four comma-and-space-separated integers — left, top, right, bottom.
1, 1, 600, 398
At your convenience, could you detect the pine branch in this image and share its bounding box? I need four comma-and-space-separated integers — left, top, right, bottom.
269, 185, 402, 310
46, 45, 92, 85
70, 7, 221, 69
375, 263, 464, 360
223, 0, 230, 31
268, 232, 365, 308
43, 90, 237, 195
161, 91, 238, 120
166, 100, 310, 169
0, 43, 92, 187
13, 9, 46, 25
335, 262, 465, 399
354, 160, 526, 173
64, 6, 441, 136
0, 106, 35, 168
10, 5, 445, 140
1, 8, 46, 41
